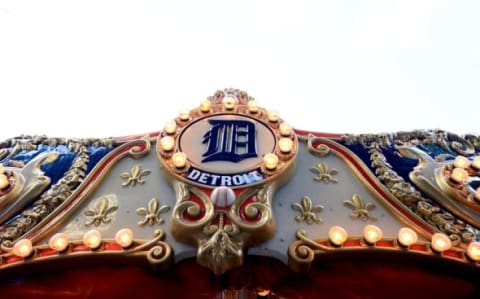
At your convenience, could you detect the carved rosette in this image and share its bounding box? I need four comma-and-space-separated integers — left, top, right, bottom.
158, 90, 297, 274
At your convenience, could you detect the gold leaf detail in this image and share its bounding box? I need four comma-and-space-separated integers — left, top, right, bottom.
120, 164, 151, 187
291, 196, 324, 225
137, 198, 170, 227
310, 162, 338, 183
343, 193, 377, 221
84, 197, 119, 227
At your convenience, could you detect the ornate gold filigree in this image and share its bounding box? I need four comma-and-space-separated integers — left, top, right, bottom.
291, 196, 324, 224
197, 213, 243, 275
310, 162, 338, 183
0, 146, 91, 249
368, 142, 478, 244
120, 164, 151, 187
288, 229, 332, 272
84, 196, 118, 227
0, 229, 173, 275
343, 193, 377, 221
170, 182, 276, 274
137, 198, 170, 227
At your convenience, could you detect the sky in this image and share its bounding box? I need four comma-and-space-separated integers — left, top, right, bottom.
1, 0, 479, 140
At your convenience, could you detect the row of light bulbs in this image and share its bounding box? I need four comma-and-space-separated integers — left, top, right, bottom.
11, 228, 134, 258
328, 225, 480, 261
158, 99, 295, 171
9, 226, 480, 263
449, 156, 480, 201
177, 98, 281, 123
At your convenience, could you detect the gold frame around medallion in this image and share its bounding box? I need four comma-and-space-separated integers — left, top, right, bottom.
157, 94, 298, 274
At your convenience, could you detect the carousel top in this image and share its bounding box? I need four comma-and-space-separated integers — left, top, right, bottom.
0, 88, 480, 280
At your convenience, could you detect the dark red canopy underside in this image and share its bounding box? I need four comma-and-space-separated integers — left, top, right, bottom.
1, 257, 479, 299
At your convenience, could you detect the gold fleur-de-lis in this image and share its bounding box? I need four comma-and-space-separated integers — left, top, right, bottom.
291, 196, 324, 224
310, 162, 338, 183
120, 164, 151, 187
84, 197, 118, 227
343, 193, 377, 221
137, 198, 170, 226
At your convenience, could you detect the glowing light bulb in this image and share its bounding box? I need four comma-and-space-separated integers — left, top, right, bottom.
466, 241, 480, 261
263, 153, 279, 170
12, 239, 33, 258
453, 156, 470, 169
199, 99, 212, 112
247, 100, 259, 113
363, 225, 383, 244
472, 156, 480, 170
49, 233, 69, 252
397, 227, 418, 247
267, 110, 279, 122
222, 96, 236, 110
431, 233, 451, 252
0, 174, 9, 190
115, 228, 134, 248
279, 123, 293, 136
450, 167, 469, 184
164, 121, 177, 135
83, 230, 102, 249
172, 152, 187, 169
160, 136, 175, 152
278, 138, 293, 153
178, 109, 190, 121
329, 226, 348, 246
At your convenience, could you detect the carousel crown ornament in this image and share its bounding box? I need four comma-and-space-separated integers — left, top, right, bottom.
0, 88, 480, 297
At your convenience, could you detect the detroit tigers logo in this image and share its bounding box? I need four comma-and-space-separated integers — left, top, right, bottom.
201, 119, 257, 163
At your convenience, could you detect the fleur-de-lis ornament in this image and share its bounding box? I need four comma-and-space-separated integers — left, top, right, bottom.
137, 198, 170, 226
120, 165, 151, 187
291, 196, 324, 224
84, 197, 118, 227
310, 162, 338, 183
343, 193, 377, 221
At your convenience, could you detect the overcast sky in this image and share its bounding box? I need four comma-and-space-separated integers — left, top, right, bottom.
1, 0, 479, 140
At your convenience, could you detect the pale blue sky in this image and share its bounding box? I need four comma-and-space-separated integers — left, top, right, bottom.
1, 0, 479, 139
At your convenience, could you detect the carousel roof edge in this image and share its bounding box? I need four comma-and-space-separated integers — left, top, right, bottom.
1, 88, 480, 279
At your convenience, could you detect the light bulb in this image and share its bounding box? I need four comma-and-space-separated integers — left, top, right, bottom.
115, 228, 134, 248
0, 164, 4, 173
466, 241, 480, 261
12, 239, 33, 258
397, 227, 418, 247
472, 156, 480, 170
431, 233, 451, 252
160, 136, 175, 152
278, 138, 293, 153
199, 99, 212, 112
178, 109, 190, 121
453, 156, 470, 169
0, 174, 9, 190
247, 100, 259, 113
263, 153, 279, 170
267, 110, 279, 122
450, 167, 469, 184
83, 230, 102, 249
222, 96, 236, 110
164, 121, 177, 135
279, 123, 293, 136
329, 226, 348, 246
363, 225, 383, 244
49, 233, 69, 252
172, 152, 187, 169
